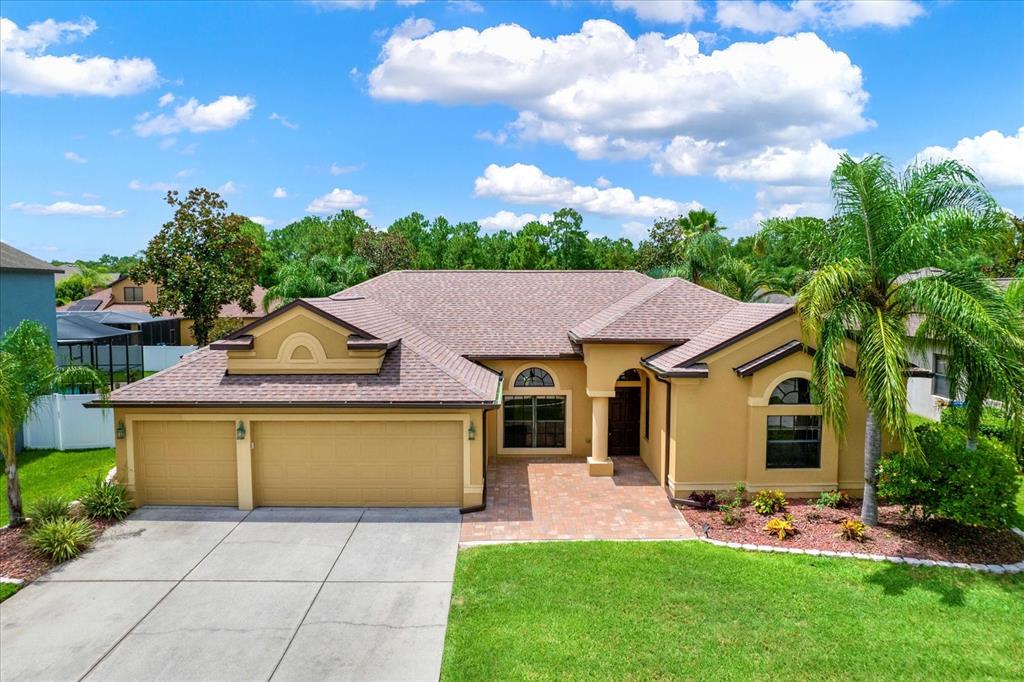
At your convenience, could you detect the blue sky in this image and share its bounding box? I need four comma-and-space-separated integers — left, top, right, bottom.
2, 0, 1022, 262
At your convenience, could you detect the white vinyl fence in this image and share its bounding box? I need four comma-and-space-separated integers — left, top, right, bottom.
143, 345, 196, 371
23, 393, 114, 450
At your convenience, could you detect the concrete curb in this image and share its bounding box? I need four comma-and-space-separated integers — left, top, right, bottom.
698, 526, 1024, 575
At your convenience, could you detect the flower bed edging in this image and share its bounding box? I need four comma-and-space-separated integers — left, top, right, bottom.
0, 576, 24, 585
699, 526, 1024, 575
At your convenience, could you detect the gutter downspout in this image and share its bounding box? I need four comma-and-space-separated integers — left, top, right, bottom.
655, 374, 672, 495
460, 373, 502, 515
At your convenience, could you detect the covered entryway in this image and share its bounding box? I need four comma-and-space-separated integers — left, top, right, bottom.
251, 420, 463, 507
608, 387, 640, 456
134, 420, 238, 506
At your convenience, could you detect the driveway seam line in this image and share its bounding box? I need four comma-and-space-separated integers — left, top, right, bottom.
76, 509, 254, 682
267, 507, 366, 682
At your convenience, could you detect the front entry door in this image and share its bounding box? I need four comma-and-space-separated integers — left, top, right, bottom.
608, 387, 640, 456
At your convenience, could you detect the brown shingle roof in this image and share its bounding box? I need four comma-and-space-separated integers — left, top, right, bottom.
644, 303, 794, 375
570, 277, 739, 343
106, 270, 800, 406
342, 270, 652, 357
58, 285, 269, 319
1, 242, 62, 273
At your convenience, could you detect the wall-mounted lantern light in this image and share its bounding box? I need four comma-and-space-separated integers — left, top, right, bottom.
467, 422, 476, 441
115, 421, 126, 439
236, 421, 246, 440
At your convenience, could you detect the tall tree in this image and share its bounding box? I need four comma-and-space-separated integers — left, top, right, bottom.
702, 257, 790, 302
353, 230, 416, 277
798, 154, 1011, 525
263, 255, 369, 310
1, 321, 107, 526
508, 221, 553, 270
548, 208, 594, 270
129, 188, 261, 347
267, 212, 370, 267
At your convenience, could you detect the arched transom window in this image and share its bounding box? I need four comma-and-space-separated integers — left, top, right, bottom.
766, 377, 821, 469
769, 378, 813, 405
514, 367, 554, 388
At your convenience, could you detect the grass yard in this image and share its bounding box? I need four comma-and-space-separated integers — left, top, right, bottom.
0, 582, 20, 602
442, 541, 1023, 681
1, 448, 116, 527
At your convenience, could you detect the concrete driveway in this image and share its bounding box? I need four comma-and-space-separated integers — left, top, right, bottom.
1, 506, 461, 682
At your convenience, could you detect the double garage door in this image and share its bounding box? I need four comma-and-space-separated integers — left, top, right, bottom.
133, 419, 463, 508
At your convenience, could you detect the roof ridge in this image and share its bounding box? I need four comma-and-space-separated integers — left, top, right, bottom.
572, 278, 677, 338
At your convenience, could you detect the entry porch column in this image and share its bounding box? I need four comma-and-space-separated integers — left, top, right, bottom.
587, 394, 614, 476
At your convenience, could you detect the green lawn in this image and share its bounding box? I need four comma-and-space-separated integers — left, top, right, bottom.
1016, 476, 1024, 527
442, 541, 1023, 681
1, 448, 116, 527
0, 582, 21, 603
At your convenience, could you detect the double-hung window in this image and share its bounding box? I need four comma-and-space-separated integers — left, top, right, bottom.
765, 378, 821, 469
932, 354, 950, 398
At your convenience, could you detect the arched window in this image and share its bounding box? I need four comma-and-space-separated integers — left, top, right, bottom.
514, 367, 554, 388
766, 377, 821, 469
769, 378, 813, 405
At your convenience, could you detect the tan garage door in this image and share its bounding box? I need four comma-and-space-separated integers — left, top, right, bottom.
252, 420, 463, 507
134, 421, 238, 506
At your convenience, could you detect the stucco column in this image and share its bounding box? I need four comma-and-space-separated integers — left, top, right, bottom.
588, 396, 613, 476
236, 419, 254, 511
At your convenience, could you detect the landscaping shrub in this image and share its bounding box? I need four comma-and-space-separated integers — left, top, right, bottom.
815, 490, 852, 509
877, 423, 1020, 528
763, 514, 797, 540
27, 517, 94, 562
80, 477, 133, 521
752, 489, 787, 515
941, 405, 1023, 470
28, 495, 70, 525
718, 482, 747, 525
837, 519, 868, 542
687, 491, 718, 509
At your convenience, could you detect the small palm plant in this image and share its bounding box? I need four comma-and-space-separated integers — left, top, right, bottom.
798, 154, 1024, 526
1, 321, 109, 526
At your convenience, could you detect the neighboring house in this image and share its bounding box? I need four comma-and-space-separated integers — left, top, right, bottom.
58, 276, 268, 345
100, 271, 875, 512
1, 241, 62, 344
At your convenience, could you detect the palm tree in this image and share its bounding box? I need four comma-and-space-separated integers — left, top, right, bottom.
670, 209, 730, 285
263, 254, 369, 311
702, 257, 791, 302
1, 321, 109, 526
798, 154, 1017, 525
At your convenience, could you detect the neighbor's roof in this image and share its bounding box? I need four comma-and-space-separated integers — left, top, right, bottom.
0, 242, 63, 273
58, 284, 270, 319
105, 270, 800, 407
57, 316, 138, 343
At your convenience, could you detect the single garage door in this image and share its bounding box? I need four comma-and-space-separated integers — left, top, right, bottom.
252, 420, 463, 507
134, 421, 238, 505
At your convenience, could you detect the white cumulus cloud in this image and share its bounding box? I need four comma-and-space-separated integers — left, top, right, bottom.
612, 1, 705, 24
217, 181, 240, 195
273, 187, 288, 199
917, 127, 1024, 189
269, 112, 299, 129
716, 0, 925, 34
248, 215, 273, 226
128, 179, 176, 192
478, 210, 554, 232
158, 92, 175, 107
474, 163, 699, 218
392, 17, 435, 39
64, 151, 87, 164
133, 95, 255, 136
0, 17, 159, 96
9, 200, 125, 218
306, 188, 369, 214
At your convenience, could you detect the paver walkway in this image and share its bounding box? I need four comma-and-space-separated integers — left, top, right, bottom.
1, 506, 460, 682
460, 456, 695, 544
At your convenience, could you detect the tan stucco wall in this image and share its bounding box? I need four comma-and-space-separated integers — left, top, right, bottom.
223, 308, 383, 373
114, 406, 485, 509
110, 278, 158, 304
667, 315, 868, 496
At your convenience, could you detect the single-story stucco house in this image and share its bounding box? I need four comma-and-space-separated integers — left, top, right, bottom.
100, 270, 873, 511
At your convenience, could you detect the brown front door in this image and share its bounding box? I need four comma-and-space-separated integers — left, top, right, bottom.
608, 387, 640, 456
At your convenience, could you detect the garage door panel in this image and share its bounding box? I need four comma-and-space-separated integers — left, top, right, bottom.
135, 421, 238, 506
253, 420, 462, 507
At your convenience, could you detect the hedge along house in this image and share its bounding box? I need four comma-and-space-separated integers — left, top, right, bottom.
99, 271, 873, 512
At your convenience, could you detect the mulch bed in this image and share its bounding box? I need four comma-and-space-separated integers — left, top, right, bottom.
681, 500, 1024, 565
0, 518, 118, 582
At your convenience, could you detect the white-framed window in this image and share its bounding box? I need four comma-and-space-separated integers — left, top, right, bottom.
932, 354, 950, 398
